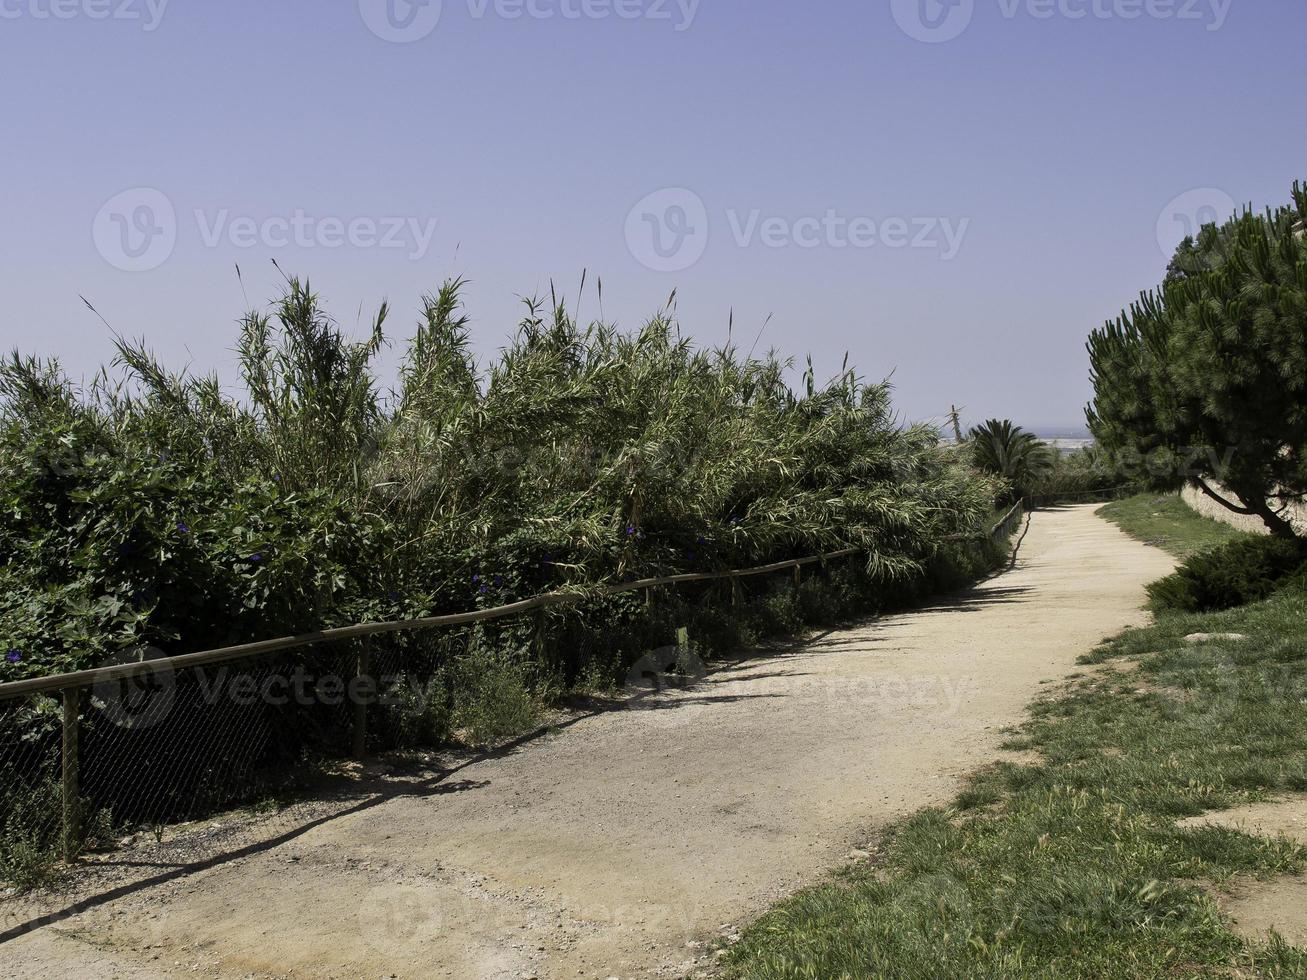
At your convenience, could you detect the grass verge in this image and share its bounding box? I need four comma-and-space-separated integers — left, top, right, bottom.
1097, 492, 1252, 559
723, 592, 1307, 978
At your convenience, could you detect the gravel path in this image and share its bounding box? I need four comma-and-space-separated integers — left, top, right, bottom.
1, 504, 1174, 979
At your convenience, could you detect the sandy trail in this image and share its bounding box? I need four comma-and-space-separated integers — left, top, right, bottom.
2, 505, 1173, 979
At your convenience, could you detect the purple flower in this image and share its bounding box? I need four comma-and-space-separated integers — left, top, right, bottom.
247, 553, 263, 564
5, 650, 20, 664
478, 584, 488, 595
472, 574, 480, 583
494, 575, 503, 587
176, 522, 190, 535
625, 525, 636, 536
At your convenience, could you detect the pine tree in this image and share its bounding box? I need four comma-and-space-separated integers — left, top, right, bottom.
1088, 181, 1307, 537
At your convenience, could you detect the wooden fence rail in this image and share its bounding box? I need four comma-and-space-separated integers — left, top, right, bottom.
0, 547, 865, 703
0, 514, 1022, 865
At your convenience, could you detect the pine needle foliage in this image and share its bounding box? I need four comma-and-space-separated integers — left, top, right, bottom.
1087, 180, 1307, 537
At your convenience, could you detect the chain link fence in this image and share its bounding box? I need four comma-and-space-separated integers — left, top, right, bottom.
0, 527, 1021, 916
1, 639, 418, 891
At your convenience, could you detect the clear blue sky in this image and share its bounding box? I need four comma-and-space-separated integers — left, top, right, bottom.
2, 0, 1302, 432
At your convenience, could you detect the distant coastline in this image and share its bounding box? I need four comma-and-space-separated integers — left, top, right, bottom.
1041, 437, 1094, 456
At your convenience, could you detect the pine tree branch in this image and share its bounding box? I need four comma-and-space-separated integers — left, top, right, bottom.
1193, 477, 1256, 515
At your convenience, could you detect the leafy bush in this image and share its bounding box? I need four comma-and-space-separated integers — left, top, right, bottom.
1, 277, 1006, 697
448, 645, 543, 747
1027, 446, 1134, 504
1146, 536, 1307, 613
0, 776, 114, 891
0, 779, 60, 891
1275, 563, 1307, 597
1, 277, 997, 689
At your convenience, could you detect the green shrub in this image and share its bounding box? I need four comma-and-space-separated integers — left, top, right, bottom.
449, 646, 542, 747
1027, 446, 1135, 503
1147, 536, 1307, 613
1276, 563, 1307, 597
0, 779, 60, 891
376, 671, 454, 750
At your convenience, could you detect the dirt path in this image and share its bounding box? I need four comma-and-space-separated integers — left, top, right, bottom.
2, 505, 1174, 979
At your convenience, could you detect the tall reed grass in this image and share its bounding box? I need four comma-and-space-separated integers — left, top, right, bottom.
0, 274, 997, 693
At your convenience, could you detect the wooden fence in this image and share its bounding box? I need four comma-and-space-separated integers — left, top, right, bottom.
0, 508, 1024, 865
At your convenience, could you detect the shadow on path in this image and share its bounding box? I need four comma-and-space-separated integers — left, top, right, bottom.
1, 521, 1037, 943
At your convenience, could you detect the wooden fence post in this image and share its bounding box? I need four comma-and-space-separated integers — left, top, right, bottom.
351, 643, 371, 760
61, 687, 81, 863
793, 564, 801, 588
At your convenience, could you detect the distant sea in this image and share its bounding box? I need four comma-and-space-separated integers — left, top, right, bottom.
1040, 436, 1094, 456
938, 429, 1095, 456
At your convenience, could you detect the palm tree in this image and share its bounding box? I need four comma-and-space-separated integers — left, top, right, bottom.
967, 419, 1054, 502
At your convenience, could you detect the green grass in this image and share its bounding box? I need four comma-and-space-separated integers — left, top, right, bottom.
724, 590, 1307, 979
1098, 492, 1253, 559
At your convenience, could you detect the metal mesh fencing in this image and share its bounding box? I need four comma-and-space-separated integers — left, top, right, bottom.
0, 530, 1018, 912
0, 631, 471, 903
